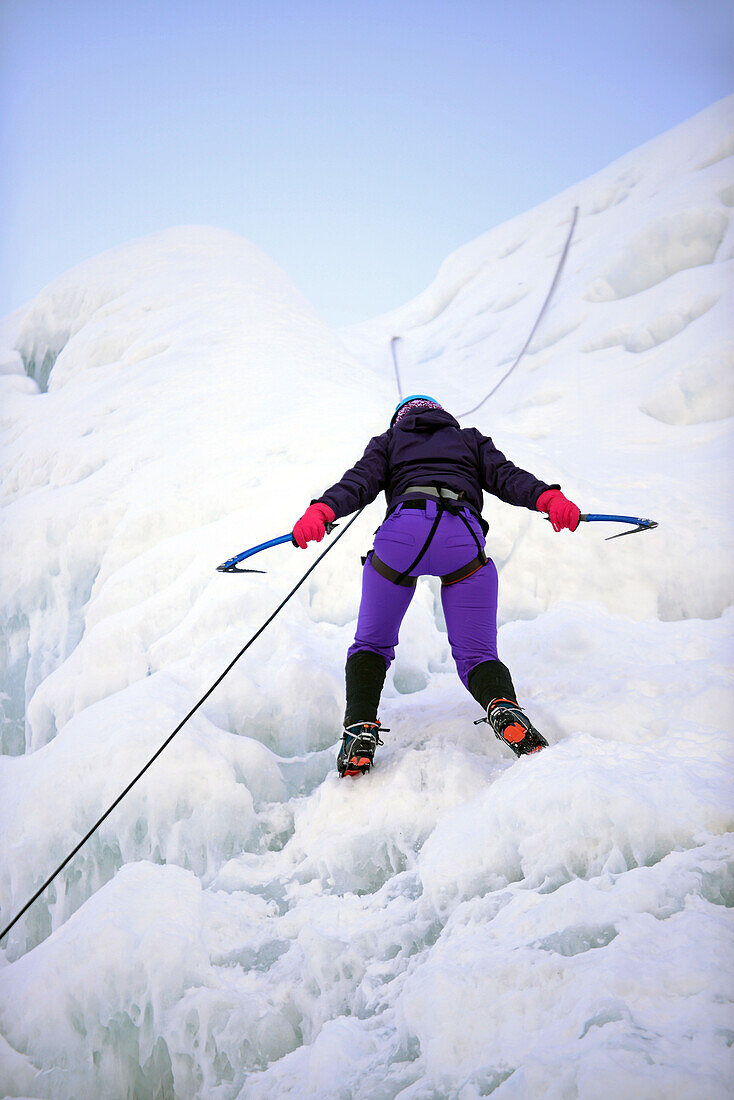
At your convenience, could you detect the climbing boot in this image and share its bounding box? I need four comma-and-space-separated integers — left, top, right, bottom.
487, 698, 548, 757
337, 721, 384, 778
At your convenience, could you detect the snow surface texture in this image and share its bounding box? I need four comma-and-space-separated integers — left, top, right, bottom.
1, 97, 733, 1099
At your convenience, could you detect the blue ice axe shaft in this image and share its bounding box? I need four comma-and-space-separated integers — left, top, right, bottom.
217, 524, 338, 573
217, 534, 295, 573
578, 514, 658, 540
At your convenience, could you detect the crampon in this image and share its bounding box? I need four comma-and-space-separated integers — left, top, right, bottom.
477, 699, 548, 757
337, 721, 386, 777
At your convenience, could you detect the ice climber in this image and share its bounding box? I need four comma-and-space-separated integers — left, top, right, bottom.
292, 395, 580, 777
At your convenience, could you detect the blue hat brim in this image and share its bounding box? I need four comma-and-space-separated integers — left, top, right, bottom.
391, 394, 440, 426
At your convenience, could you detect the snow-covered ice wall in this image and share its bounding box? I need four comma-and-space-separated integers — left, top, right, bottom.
1, 98, 733, 1099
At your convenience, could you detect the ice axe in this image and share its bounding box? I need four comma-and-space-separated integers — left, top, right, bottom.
563, 513, 659, 540
217, 524, 339, 573
219, 512, 657, 573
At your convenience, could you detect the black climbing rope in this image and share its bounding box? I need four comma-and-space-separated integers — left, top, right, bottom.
390, 335, 403, 400
0, 508, 365, 947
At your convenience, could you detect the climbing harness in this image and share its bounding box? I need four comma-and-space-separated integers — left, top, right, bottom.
367, 485, 487, 588
0, 510, 363, 946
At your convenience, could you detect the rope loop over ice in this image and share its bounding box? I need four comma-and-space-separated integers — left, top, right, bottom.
389, 206, 579, 417
459, 205, 579, 417
0, 507, 365, 947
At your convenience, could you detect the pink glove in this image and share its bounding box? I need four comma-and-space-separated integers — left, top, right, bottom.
293, 502, 336, 549
536, 489, 580, 532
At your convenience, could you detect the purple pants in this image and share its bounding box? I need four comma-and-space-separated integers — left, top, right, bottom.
347, 500, 499, 688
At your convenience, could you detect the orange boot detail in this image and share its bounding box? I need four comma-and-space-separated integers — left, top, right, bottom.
487, 699, 548, 758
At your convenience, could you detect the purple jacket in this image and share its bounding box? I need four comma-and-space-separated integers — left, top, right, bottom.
318, 407, 557, 523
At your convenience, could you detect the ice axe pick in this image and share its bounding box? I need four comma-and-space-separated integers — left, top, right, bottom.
217, 524, 339, 573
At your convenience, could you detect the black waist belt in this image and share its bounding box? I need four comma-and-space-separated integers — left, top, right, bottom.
387, 485, 489, 536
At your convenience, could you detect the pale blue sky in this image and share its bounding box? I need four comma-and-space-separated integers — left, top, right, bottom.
1, 0, 732, 327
